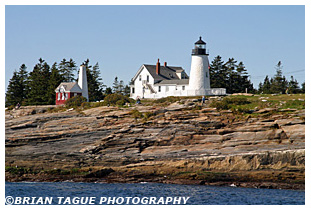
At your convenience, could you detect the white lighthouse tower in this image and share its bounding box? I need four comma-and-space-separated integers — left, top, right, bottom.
188, 36, 210, 95
78, 65, 89, 102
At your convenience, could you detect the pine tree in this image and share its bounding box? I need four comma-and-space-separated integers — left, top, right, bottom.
210, 55, 226, 88
58, 58, 76, 82
89, 62, 104, 101
270, 61, 287, 94
124, 85, 131, 97
236, 61, 253, 93
261, 76, 271, 94
27, 58, 51, 105
112, 77, 120, 93
58, 58, 68, 81
6, 71, 22, 107
18, 64, 29, 99
105, 87, 112, 95
225, 58, 238, 93
287, 76, 300, 94
67, 58, 77, 81
6, 64, 29, 107
301, 82, 305, 93
258, 82, 263, 93
47, 62, 63, 104
118, 80, 125, 95
210, 56, 254, 93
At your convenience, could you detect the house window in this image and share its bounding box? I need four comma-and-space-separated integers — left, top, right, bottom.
139, 75, 141, 81
158, 86, 161, 92
74, 93, 77, 97
132, 87, 135, 93
182, 86, 185, 90
147, 75, 149, 82
175, 86, 178, 90
65, 93, 68, 100
58, 92, 60, 100
62, 93, 65, 100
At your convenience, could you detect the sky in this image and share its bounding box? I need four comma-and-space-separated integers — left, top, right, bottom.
5, 5, 305, 90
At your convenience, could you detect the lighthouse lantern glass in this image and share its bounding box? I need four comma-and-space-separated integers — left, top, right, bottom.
195, 44, 206, 49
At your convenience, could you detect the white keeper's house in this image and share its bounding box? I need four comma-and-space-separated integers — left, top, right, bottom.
130, 37, 226, 99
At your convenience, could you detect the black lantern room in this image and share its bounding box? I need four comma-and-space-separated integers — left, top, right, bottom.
192, 36, 208, 55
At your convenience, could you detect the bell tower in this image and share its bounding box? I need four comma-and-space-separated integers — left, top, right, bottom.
78, 65, 89, 102
188, 36, 211, 95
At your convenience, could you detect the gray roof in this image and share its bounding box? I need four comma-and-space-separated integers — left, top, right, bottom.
155, 79, 189, 85
55, 82, 82, 92
143, 64, 189, 81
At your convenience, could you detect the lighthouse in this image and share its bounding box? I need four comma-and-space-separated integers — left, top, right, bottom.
78, 65, 89, 102
188, 36, 211, 95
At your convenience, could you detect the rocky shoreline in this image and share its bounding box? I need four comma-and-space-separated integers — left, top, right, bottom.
5, 97, 305, 190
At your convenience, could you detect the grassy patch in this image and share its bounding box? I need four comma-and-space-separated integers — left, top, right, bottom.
154, 96, 181, 104
129, 109, 143, 120
5, 166, 37, 175
209, 94, 305, 115
43, 168, 88, 176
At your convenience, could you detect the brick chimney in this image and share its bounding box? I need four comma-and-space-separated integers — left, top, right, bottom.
164, 62, 167, 67
156, 58, 160, 75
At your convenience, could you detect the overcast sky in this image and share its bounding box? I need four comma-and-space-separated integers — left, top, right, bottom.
5, 5, 305, 89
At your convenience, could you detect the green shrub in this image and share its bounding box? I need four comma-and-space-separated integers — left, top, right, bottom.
103, 94, 134, 106
129, 109, 143, 119
5, 166, 32, 175
210, 97, 250, 111
281, 100, 305, 110
154, 96, 181, 104
65, 95, 87, 108
143, 111, 154, 120
6, 105, 15, 110
223, 97, 250, 105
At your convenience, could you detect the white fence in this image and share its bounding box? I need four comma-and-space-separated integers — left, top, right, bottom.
131, 88, 226, 99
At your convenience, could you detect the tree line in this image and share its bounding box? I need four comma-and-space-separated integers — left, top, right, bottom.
5, 58, 105, 107
209, 55, 254, 94
257, 61, 304, 94
6, 56, 304, 107
209, 56, 304, 95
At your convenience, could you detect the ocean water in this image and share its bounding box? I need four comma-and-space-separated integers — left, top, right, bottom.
5, 182, 304, 205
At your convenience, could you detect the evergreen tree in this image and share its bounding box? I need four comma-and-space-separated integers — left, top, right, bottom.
261, 75, 271, 94
67, 58, 77, 81
27, 58, 51, 105
58, 58, 76, 82
270, 61, 288, 94
210, 55, 226, 88
225, 58, 238, 93
236, 61, 254, 93
118, 80, 125, 95
301, 82, 305, 93
287, 76, 300, 94
47, 62, 63, 104
112, 77, 120, 93
6, 71, 20, 106
18, 64, 29, 99
124, 85, 131, 97
210, 56, 254, 93
105, 87, 112, 95
58, 58, 68, 81
6, 64, 29, 107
